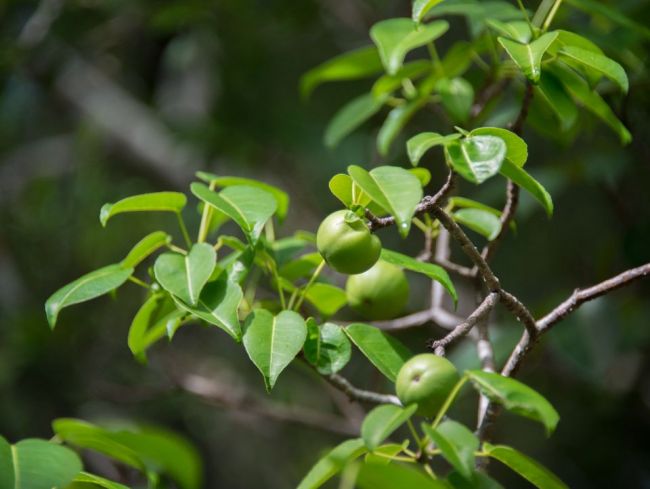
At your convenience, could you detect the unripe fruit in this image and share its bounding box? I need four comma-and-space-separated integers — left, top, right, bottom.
395, 353, 460, 417
316, 210, 381, 275
346, 260, 409, 320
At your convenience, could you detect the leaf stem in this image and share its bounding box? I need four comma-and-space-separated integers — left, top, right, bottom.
542, 0, 563, 31
176, 212, 192, 248
128, 276, 151, 289
270, 263, 287, 310
407, 418, 424, 448
431, 375, 469, 429
292, 259, 326, 311
197, 181, 217, 243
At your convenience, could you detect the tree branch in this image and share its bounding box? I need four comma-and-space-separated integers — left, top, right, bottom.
325, 373, 401, 406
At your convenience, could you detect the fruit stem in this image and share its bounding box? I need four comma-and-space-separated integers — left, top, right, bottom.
431, 375, 469, 429
292, 259, 326, 311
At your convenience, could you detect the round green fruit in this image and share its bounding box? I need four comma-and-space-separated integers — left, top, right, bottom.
395, 353, 460, 417
345, 260, 409, 320
316, 210, 381, 275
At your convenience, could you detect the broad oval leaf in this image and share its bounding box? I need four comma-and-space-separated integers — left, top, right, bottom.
466, 370, 559, 435
243, 309, 307, 391
445, 135, 507, 184
325, 93, 385, 148
356, 461, 449, 489
499, 159, 554, 217
483, 443, 568, 489
436, 77, 474, 122
370, 18, 449, 75
304, 320, 352, 375
498, 32, 558, 82
344, 323, 412, 382
296, 438, 367, 489
380, 248, 457, 303
154, 243, 216, 306
45, 264, 133, 329
377, 97, 426, 156
348, 165, 423, 237
558, 46, 628, 93
361, 404, 417, 450
0, 436, 82, 489
100, 192, 187, 227
128, 295, 185, 362
407, 132, 461, 166
421, 420, 479, 479
453, 208, 502, 241
412, 0, 446, 22
121, 231, 171, 269
469, 127, 527, 167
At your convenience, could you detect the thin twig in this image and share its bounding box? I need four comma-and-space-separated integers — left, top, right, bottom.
371, 308, 464, 331
326, 373, 401, 406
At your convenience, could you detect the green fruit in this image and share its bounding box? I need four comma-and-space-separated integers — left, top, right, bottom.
316, 210, 381, 275
395, 354, 460, 417
346, 260, 409, 320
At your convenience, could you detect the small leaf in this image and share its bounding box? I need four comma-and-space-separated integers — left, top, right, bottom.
380, 249, 457, 303
300, 46, 383, 99
483, 444, 569, 489
436, 77, 474, 122
558, 46, 628, 93
243, 309, 307, 390
498, 32, 558, 82
453, 208, 502, 240
445, 136, 507, 184
356, 461, 449, 489
296, 439, 367, 489
121, 231, 171, 269
154, 243, 216, 306
421, 420, 479, 479
466, 370, 560, 435
377, 97, 426, 156
364, 441, 410, 465
534, 72, 579, 131
70, 472, 130, 489
469, 127, 527, 167
348, 165, 423, 237
412, 0, 446, 22
487, 19, 531, 43
128, 295, 185, 362
409, 167, 431, 186
447, 470, 505, 489
361, 404, 417, 450
371, 18, 449, 74
279, 252, 323, 281
100, 192, 187, 227
407, 132, 461, 166
344, 323, 412, 382
500, 159, 553, 217
304, 283, 348, 317
45, 264, 133, 328
325, 93, 385, 148
372, 60, 432, 98
304, 320, 352, 375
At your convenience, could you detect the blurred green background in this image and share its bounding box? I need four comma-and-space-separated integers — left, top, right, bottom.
1, 0, 649, 487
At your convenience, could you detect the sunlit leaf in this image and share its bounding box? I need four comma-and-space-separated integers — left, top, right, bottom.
412, 0, 446, 22
445, 135, 507, 184
469, 127, 527, 167
421, 420, 478, 479
498, 32, 558, 82
68, 472, 130, 489
100, 192, 187, 227
453, 208, 502, 240
121, 231, 171, 269
559, 46, 628, 93
304, 320, 352, 375
297, 439, 367, 489
407, 132, 461, 166
361, 404, 417, 450
357, 461, 449, 489
128, 295, 185, 362
483, 444, 568, 489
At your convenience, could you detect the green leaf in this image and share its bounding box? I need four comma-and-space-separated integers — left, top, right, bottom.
500, 159, 553, 217
99, 192, 187, 227
69, 472, 130, 489
409, 167, 432, 186
412, 0, 446, 22
447, 470, 505, 489
173, 277, 243, 340
195, 172, 289, 222
304, 320, 352, 375
361, 404, 417, 450
300, 46, 383, 99
191, 183, 277, 244
243, 309, 307, 390
296, 439, 367, 489
453, 208, 502, 240
279, 252, 323, 281
154, 243, 216, 306
450, 197, 503, 217
121, 231, 171, 269
380, 248, 457, 303
344, 323, 412, 382
421, 420, 479, 479
436, 78, 474, 122
370, 18, 449, 74
558, 46, 628, 93
466, 370, 559, 434
498, 32, 558, 82
128, 295, 185, 362
487, 19, 531, 43
407, 132, 461, 166
469, 127, 527, 167
304, 283, 348, 317
445, 136, 507, 184
45, 264, 133, 329
348, 165, 423, 237
534, 72, 579, 131
364, 441, 410, 465
377, 97, 426, 156
564, 0, 650, 39
483, 444, 568, 489
0, 436, 82, 489
372, 61, 432, 99
324, 93, 385, 148
356, 461, 449, 489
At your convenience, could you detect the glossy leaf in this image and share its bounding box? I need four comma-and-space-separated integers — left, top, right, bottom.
128, 295, 185, 362
69, 472, 130, 489
0, 436, 82, 489
469, 127, 527, 167
191, 183, 277, 244
534, 72, 579, 131
173, 277, 243, 340
121, 231, 171, 269
445, 136, 507, 184
100, 192, 187, 227
436, 78, 474, 122
377, 97, 426, 156
304, 320, 352, 375
380, 248, 457, 303
243, 309, 307, 390
498, 32, 558, 82
407, 132, 461, 166
559, 46, 628, 93
466, 370, 559, 434
361, 404, 417, 450
357, 461, 449, 489
344, 323, 412, 382
412, 0, 446, 22
45, 264, 133, 329
370, 18, 449, 74
300, 46, 383, 99
348, 165, 423, 237
296, 439, 367, 489
453, 208, 502, 240
421, 420, 479, 479
483, 444, 568, 489
500, 159, 553, 217
325, 93, 385, 148
154, 243, 216, 306
304, 283, 348, 317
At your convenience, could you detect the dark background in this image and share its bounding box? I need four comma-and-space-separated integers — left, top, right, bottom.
1, 0, 649, 487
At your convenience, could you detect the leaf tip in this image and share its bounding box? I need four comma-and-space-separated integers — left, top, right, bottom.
99, 203, 112, 227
